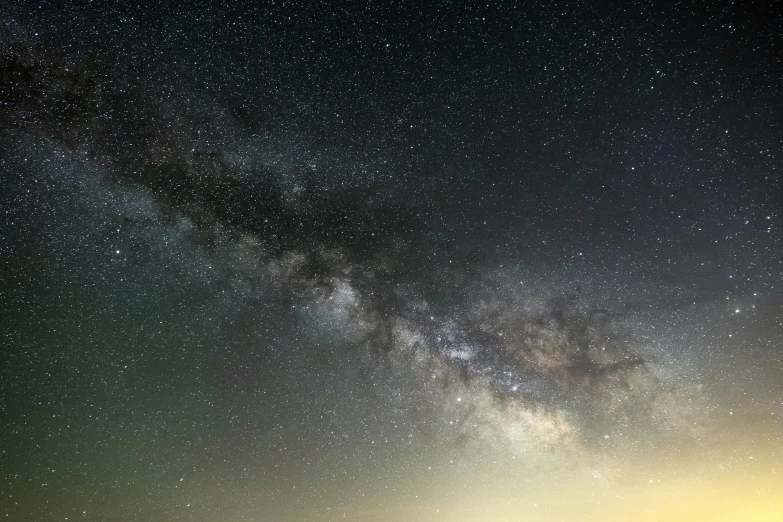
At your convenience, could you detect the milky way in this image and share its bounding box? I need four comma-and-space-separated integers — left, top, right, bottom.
2, 2, 782, 521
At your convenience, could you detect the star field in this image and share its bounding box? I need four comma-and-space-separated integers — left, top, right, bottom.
1, 1, 782, 521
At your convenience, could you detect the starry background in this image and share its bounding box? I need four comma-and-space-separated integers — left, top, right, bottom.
1, 1, 782, 521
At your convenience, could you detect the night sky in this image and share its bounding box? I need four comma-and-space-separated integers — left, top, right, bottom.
1, 1, 782, 521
